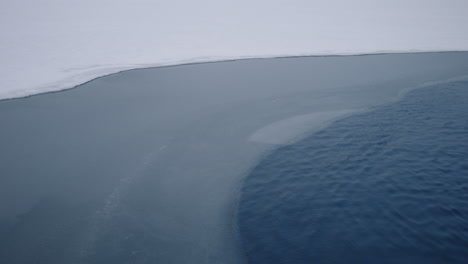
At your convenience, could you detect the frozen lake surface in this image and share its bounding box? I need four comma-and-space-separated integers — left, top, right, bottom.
3, 1, 468, 100
1, 52, 468, 263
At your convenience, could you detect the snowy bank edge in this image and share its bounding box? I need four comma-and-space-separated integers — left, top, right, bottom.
2, 50, 466, 101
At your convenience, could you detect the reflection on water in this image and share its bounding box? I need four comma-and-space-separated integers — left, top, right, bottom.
239, 82, 468, 264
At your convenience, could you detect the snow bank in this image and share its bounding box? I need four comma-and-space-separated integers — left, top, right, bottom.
1, 0, 468, 100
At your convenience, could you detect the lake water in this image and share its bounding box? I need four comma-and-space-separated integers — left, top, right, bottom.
238, 81, 468, 264
1, 52, 468, 263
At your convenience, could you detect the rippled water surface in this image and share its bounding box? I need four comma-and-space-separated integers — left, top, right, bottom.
239, 82, 468, 264
2, 53, 468, 264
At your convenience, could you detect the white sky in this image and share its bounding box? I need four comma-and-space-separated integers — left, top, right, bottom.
1, 0, 467, 99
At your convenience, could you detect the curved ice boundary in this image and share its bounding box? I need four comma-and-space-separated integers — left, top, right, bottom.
249, 110, 360, 145
2, 53, 468, 264
1, 50, 466, 101
3, 0, 468, 101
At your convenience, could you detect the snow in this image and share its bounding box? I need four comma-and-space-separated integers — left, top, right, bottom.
1, 0, 468, 100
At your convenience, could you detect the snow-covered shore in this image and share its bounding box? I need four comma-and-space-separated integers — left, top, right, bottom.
1, 0, 468, 100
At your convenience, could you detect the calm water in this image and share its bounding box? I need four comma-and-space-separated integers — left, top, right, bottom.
239, 81, 468, 263
1, 53, 468, 263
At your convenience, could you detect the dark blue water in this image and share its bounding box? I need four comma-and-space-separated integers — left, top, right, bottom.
2, 53, 468, 264
238, 81, 468, 264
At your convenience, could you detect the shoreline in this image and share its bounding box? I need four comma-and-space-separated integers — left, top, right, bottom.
2, 50, 467, 102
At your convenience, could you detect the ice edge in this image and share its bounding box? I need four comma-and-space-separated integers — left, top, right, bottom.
2, 50, 467, 102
